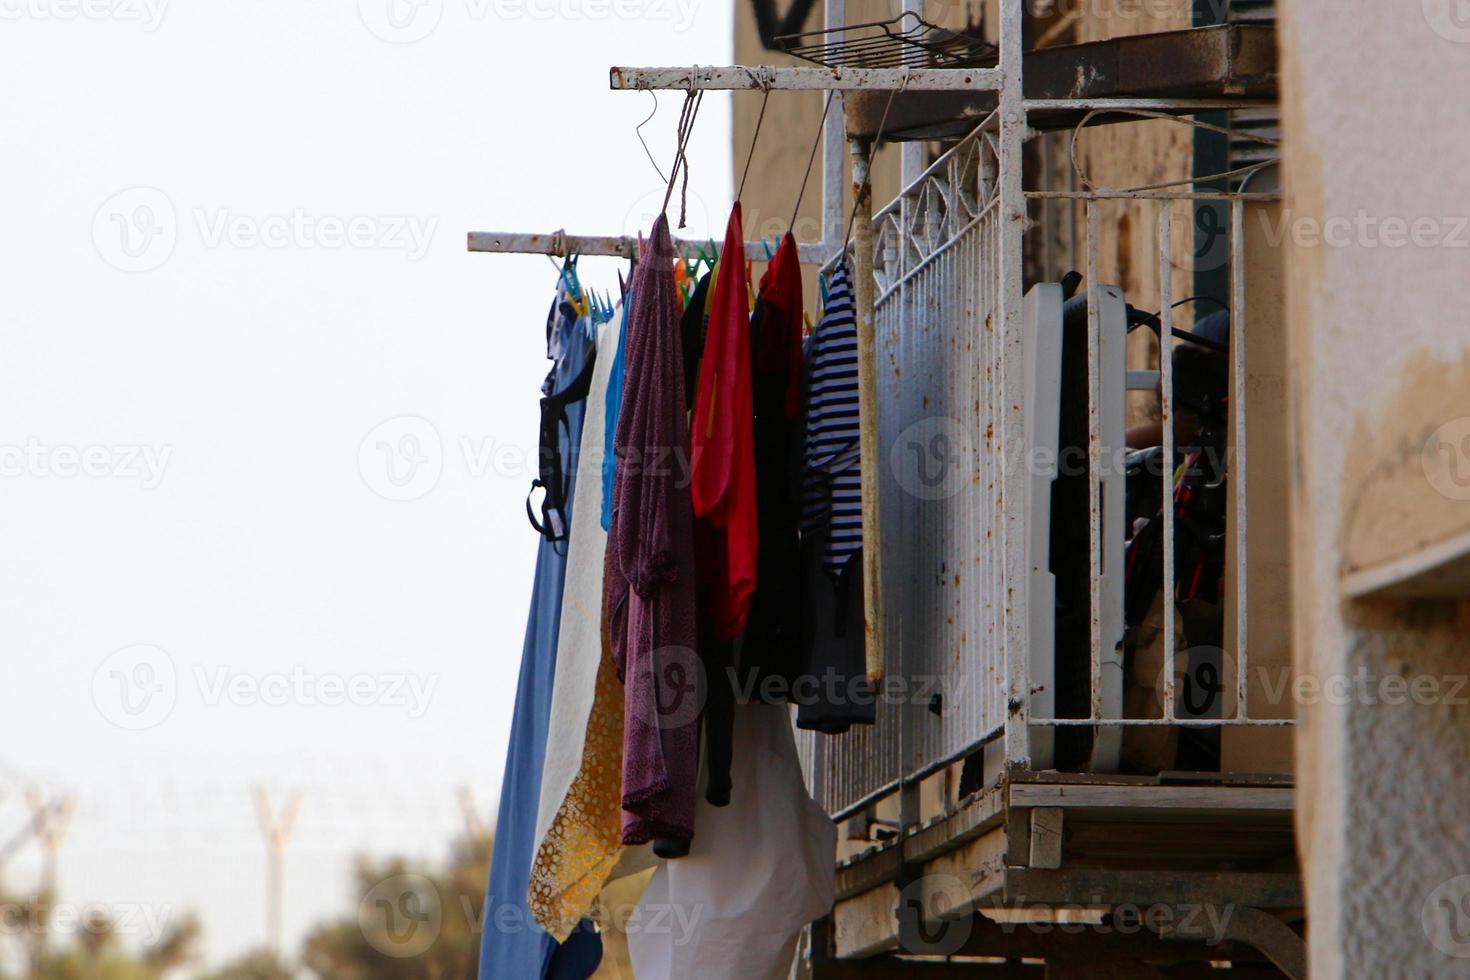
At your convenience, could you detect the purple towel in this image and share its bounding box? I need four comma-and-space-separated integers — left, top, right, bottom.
605, 215, 700, 848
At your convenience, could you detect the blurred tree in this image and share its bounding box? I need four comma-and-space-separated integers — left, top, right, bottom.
299, 831, 491, 980
0, 885, 201, 980
0, 830, 500, 980
195, 948, 293, 980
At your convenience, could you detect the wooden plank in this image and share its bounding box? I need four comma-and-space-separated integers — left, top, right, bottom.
958, 912, 1264, 963
1024, 25, 1275, 102
1006, 769, 1294, 787
1060, 818, 1296, 869
1004, 868, 1303, 909
815, 959, 1043, 978
833, 882, 901, 959
1028, 808, 1064, 869
848, 25, 1278, 140
903, 783, 1007, 866
922, 827, 1010, 920
836, 842, 903, 902
1008, 783, 1293, 813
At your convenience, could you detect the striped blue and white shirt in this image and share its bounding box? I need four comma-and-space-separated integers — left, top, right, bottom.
801, 261, 863, 576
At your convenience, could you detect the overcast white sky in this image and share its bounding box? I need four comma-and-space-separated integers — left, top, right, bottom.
0, 0, 734, 968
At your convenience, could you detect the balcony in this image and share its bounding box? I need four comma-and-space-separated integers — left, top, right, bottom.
800, 111, 1302, 977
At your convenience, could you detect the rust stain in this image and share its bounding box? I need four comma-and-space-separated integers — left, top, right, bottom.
1340, 350, 1470, 583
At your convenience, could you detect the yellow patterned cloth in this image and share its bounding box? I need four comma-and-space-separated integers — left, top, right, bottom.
528, 621, 626, 940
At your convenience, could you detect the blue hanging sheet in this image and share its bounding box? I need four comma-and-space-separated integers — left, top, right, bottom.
479, 286, 602, 980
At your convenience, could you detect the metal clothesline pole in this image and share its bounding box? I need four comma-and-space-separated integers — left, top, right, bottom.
608, 65, 1003, 91
466, 231, 832, 265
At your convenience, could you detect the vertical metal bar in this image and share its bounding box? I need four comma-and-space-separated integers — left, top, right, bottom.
1085, 201, 1103, 723
1159, 201, 1177, 722
900, 0, 924, 186
1231, 197, 1248, 720
1000, 0, 1031, 771
821, 0, 846, 261
851, 138, 886, 686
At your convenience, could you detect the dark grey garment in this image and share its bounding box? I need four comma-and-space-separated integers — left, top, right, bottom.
794, 533, 874, 733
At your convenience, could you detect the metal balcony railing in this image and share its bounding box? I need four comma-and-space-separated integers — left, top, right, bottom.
799, 112, 1289, 821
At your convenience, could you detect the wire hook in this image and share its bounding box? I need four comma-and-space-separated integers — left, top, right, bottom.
634, 90, 667, 185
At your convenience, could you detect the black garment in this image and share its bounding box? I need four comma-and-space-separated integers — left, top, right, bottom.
795, 534, 873, 732
735, 289, 806, 703
675, 269, 739, 808
528, 296, 598, 542
677, 268, 740, 808
679, 271, 713, 409
794, 331, 873, 733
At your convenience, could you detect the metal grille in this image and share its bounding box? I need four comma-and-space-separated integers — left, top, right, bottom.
776, 12, 996, 70
1019, 191, 1290, 744
802, 115, 1006, 818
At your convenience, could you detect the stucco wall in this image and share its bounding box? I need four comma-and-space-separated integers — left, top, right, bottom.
1279, 0, 1470, 974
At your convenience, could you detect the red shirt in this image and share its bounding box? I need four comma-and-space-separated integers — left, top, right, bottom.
690, 203, 758, 641
755, 232, 805, 417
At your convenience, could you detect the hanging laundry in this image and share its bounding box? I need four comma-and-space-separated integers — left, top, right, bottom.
739, 231, 808, 703
601, 281, 632, 533
605, 214, 701, 857
679, 268, 713, 410
797, 262, 874, 733
686, 205, 758, 809
626, 702, 836, 980
801, 260, 863, 577
689, 202, 759, 644
530, 294, 631, 942
480, 280, 603, 980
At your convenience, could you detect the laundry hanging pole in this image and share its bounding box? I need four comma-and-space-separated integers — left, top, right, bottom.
465, 64, 998, 265
466, 0, 1032, 699
466, 231, 834, 265
467, 0, 861, 267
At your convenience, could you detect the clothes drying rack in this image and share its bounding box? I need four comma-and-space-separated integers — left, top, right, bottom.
465, 0, 1272, 776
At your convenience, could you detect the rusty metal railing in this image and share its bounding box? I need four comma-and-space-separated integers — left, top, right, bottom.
799, 111, 1291, 824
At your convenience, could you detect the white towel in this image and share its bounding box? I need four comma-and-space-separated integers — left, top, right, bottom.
628, 702, 837, 980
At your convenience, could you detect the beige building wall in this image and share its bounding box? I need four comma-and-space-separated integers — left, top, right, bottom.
730, 0, 999, 279
1279, 0, 1470, 974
